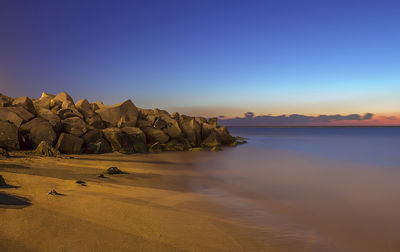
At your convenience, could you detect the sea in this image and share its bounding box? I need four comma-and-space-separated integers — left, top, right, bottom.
192, 127, 400, 252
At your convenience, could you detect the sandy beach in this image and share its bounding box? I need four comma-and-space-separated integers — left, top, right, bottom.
0, 151, 281, 252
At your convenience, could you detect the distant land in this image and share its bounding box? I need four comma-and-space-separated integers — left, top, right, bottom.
219, 112, 400, 127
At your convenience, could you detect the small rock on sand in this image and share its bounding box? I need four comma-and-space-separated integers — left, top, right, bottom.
106, 167, 124, 175
75, 180, 86, 186
48, 189, 63, 196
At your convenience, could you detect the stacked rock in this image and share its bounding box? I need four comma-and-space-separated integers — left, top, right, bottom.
0, 92, 237, 154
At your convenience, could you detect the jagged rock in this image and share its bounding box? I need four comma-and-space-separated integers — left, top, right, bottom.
153, 118, 167, 129
12, 96, 36, 114
102, 128, 134, 154
0, 107, 34, 128
85, 114, 105, 129
121, 127, 147, 153
76, 99, 97, 118
195, 117, 208, 125
0, 120, 19, 150
75, 99, 91, 112
8, 107, 35, 122
55, 133, 83, 154
33, 92, 54, 109
106, 167, 124, 175
208, 118, 218, 127
201, 122, 214, 140
179, 115, 201, 146
84, 138, 112, 154
90, 101, 105, 111
148, 142, 162, 152
215, 126, 235, 145
0, 147, 9, 157
154, 110, 182, 139
97, 100, 139, 128
62, 117, 88, 137
201, 130, 222, 147
57, 108, 83, 120
36, 108, 62, 133
82, 129, 103, 144
34, 141, 60, 157
75, 100, 105, 129
19, 118, 57, 148
141, 127, 169, 144
0, 108, 23, 127
0, 93, 14, 107
53, 91, 74, 104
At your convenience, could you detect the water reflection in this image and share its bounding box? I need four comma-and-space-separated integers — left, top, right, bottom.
192, 127, 400, 251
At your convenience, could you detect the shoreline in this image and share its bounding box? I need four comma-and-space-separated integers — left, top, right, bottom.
0, 151, 274, 251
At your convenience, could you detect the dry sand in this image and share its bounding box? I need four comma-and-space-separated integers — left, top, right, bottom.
0, 151, 280, 252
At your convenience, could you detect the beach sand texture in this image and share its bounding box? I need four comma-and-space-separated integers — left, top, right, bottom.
0, 152, 285, 252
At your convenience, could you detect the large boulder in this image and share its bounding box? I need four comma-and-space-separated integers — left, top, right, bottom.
0, 108, 23, 127
82, 129, 103, 145
19, 118, 57, 149
75, 99, 93, 115
55, 133, 83, 154
61, 117, 88, 137
201, 130, 222, 147
97, 100, 139, 128
76, 99, 105, 129
215, 126, 235, 145
179, 115, 201, 146
102, 128, 134, 154
0, 120, 19, 150
84, 138, 112, 154
141, 127, 169, 144
85, 114, 105, 129
121, 127, 147, 153
7, 107, 35, 123
33, 92, 54, 109
201, 122, 215, 140
51, 91, 74, 109
12, 96, 36, 114
36, 108, 62, 133
0, 107, 34, 128
154, 109, 182, 139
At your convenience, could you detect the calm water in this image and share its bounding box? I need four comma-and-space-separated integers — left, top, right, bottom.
193, 127, 400, 252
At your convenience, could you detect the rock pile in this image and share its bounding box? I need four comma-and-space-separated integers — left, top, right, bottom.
0, 92, 238, 155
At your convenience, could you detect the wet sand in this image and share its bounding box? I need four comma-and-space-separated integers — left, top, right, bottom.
3, 143, 399, 252
0, 151, 284, 252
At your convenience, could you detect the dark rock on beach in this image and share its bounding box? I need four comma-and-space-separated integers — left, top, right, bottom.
0, 91, 242, 155
106, 167, 124, 175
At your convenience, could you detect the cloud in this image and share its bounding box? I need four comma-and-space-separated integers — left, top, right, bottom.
220, 112, 375, 126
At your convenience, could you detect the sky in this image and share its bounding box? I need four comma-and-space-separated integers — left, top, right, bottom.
0, 0, 399, 125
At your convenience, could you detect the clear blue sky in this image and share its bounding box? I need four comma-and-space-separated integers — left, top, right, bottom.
1, 0, 399, 118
